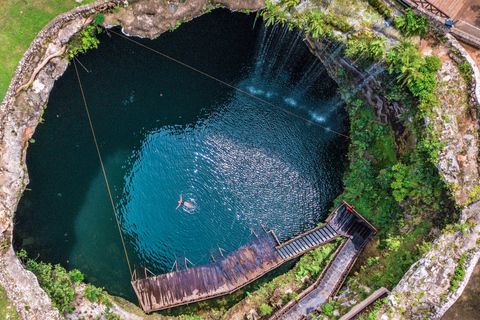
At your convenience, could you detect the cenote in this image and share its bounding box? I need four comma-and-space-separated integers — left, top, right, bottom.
13, 9, 349, 305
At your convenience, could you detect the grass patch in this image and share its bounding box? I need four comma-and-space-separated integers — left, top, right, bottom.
0, 283, 21, 320
0, 0, 98, 100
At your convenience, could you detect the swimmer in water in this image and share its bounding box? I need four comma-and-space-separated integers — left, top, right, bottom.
176, 194, 195, 210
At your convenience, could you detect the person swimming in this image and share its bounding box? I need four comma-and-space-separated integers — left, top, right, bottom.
176, 194, 195, 210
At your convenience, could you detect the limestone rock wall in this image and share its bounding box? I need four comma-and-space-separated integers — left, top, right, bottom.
104, 0, 265, 39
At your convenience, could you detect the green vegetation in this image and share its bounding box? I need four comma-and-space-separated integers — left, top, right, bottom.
335, 27, 453, 290
345, 30, 387, 66
321, 302, 334, 317
0, 284, 21, 320
394, 8, 429, 37
64, 13, 106, 61
25, 257, 106, 313
0, 0, 98, 100
83, 284, 104, 303
359, 297, 389, 320
458, 62, 474, 86
260, 0, 351, 37
259, 303, 273, 316
366, 0, 392, 18
26, 260, 78, 312
94, 13, 105, 25
449, 252, 467, 292
64, 24, 100, 60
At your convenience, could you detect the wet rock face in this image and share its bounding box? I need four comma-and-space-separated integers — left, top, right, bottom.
105, 0, 265, 39
432, 55, 479, 206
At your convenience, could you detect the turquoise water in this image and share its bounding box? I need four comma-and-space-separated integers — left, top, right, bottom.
14, 10, 348, 302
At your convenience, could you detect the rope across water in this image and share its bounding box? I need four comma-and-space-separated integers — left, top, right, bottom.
109, 30, 351, 139
73, 59, 134, 280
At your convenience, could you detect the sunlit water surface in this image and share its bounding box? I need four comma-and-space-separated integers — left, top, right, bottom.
14, 10, 348, 301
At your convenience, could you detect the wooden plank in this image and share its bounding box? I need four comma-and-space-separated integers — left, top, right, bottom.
133, 202, 373, 313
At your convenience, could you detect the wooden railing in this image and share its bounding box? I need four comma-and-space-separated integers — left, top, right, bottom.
400, 0, 450, 19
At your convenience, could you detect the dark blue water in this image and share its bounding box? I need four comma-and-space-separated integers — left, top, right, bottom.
14, 10, 348, 301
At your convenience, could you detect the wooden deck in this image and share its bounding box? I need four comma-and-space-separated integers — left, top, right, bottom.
270, 203, 377, 320
427, 0, 469, 19
131, 202, 374, 314
132, 235, 283, 313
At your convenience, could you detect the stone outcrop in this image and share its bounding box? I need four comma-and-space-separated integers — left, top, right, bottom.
104, 0, 265, 39
379, 202, 480, 320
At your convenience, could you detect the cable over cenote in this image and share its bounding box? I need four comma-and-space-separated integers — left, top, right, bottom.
109, 29, 351, 140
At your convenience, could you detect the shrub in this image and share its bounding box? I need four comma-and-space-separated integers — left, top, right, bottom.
69, 269, 84, 284
83, 284, 104, 303
259, 304, 273, 316
94, 13, 105, 25
26, 260, 76, 312
458, 62, 473, 86
449, 253, 467, 292
65, 25, 100, 60
385, 40, 425, 86
322, 303, 334, 317
346, 30, 387, 62
394, 8, 429, 37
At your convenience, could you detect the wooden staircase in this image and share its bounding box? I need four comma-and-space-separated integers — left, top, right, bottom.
269, 203, 377, 320
276, 224, 339, 260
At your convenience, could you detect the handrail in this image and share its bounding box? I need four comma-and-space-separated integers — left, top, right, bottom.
401, 0, 449, 19
269, 238, 352, 320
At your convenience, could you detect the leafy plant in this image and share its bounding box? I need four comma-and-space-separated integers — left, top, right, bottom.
26, 260, 76, 312
69, 269, 84, 284
16, 249, 27, 259
83, 284, 104, 303
394, 8, 429, 37
385, 40, 425, 86
449, 253, 467, 292
285, 0, 299, 8
259, 304, 273, 316
65, 25, 101, 60
321, 303, 334, 317
346, 30, 387, 62
458, 62, 473, 86
94, 13, 105, 25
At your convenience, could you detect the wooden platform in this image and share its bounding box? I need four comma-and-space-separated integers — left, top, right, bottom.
131, 202, 374, 314
270, 203, 377, 320
132, 235, 283, 312
427, 0, 469, 19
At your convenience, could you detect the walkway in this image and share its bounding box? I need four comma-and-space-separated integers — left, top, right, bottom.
269, 206, 376, 320
131, 202, 375, 314
132, 235, 283, 312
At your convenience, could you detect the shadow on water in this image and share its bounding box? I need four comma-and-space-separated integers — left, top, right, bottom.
13, 9, 348, 305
